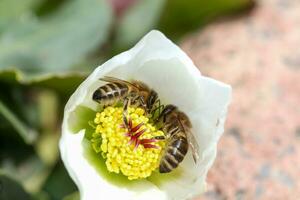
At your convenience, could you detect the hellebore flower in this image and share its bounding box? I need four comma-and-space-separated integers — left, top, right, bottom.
60, 30, 231, 200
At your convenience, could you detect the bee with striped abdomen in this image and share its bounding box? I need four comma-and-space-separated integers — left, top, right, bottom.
92, 76, 161, 116
156, 105, 200, 173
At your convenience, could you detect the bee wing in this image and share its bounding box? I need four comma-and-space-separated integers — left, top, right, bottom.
100, 76, 134, 86
186, 131, 200, 164
131, 80, 149, 91
100, 76, 150, 92
177, 113, 200, 164
100, 76, 144, 93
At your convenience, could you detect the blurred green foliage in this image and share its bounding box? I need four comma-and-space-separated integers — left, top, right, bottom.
0, 173, 31, 200
0, 0, 253, 199
159, 0, 254, 39
113, 0, 166, 51
0, 0, 112, 75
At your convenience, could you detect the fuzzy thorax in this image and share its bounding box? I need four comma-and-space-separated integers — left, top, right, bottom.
91, 106, 165, 180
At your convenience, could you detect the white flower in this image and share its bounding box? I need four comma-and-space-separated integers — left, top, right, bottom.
59, 30, 231, 200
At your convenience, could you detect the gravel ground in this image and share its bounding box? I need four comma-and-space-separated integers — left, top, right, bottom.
181, 0, 300, 199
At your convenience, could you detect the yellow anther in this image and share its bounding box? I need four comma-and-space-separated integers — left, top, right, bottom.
91, 106, 165, 180
94, 118, 100, 124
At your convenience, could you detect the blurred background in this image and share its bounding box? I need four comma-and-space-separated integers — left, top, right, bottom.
0, 0, 299, 199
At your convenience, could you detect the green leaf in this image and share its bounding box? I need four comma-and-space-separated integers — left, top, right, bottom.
158, 0, 254, 39
19, 156, 52, 194
29, 73, 87, 96
0, 131, 58, 194
0, 125, 60, 195
43, 161, 78, 200
63, 192, 80, 200
0, 69, 87, 96
0, 99, 38, 144
114, 0, 166, 50
0, 173, 31, 200
34, 90, 60, 166
0, 69, 21, 83
32, 191, 51, 200
0, 0, 42, 32
0, 0, 112, 75
0, 88, 61, 194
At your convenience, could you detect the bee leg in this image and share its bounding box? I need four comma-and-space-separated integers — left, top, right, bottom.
136, 96, 147, 114
122, 97, 131, 129
123, 97, 130, 113
154, 99, 163, 115
122, 113, 129, 128
151, 101, 164, 122
152, 135, 166, 140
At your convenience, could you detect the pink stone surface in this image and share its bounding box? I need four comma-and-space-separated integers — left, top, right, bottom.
180, 0, 300, 199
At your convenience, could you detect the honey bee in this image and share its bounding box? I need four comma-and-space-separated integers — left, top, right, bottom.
92, 76, 161, 116
93, 76, 199, 173
156, 105, 200, 173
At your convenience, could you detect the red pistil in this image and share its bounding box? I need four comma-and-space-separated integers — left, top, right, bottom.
131, 122, 144, 133
140, 138, 157, 144
140, 139, 159, 149
142, 144, 159, 149
121, 116, 158, 149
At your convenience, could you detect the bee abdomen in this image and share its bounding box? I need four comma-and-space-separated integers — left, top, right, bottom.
159, 154, 178, 173
159, 135, 188, 173
92, 83, 128, 105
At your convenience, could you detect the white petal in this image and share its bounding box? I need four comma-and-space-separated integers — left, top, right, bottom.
151, 76, 231, 200
60, 129, 167, 200
60, 30, 231, 200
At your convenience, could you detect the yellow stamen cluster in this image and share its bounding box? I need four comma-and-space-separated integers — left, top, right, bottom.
91, 106, 165, 180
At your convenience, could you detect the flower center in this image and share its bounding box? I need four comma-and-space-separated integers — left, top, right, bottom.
91, 106, 165, 180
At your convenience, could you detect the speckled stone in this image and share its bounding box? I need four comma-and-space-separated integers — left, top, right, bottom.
181, 0, 300, 199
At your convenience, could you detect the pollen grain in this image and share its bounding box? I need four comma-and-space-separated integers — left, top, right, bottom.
91, 106, 165, 180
